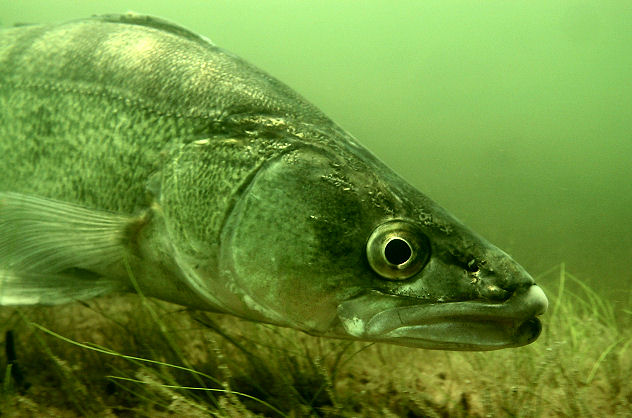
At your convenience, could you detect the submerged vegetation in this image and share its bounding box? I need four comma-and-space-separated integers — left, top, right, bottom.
0, 264, 630, 417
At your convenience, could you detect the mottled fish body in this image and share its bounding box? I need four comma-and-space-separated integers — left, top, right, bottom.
0, 14, 547, 350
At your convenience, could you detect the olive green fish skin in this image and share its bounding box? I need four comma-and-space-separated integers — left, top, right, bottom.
0, 15, 547, 350
0, 14, 327, 213
0, 15, 328, 307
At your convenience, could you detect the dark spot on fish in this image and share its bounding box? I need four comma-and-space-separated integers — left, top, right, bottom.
447, 249, 482, 274
466, 259, 480, 273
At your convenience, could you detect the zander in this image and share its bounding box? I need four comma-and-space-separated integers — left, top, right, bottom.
0, 14, 547, 350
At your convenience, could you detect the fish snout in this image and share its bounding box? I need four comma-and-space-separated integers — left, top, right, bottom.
473, 252, 538, 303
475, 261, 548, 318
498, 283, 549, 318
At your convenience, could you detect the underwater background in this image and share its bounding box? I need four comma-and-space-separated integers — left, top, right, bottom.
1, 2, 631, 416
2, 0, 629, 302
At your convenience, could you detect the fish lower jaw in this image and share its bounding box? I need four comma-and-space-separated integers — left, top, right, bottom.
377, 316, 543, 351
338, 285, 548, 350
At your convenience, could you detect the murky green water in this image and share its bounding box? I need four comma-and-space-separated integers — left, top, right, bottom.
2, 0, 630, 302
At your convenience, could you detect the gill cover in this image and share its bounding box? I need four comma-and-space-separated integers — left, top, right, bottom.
219, 146, 394, 331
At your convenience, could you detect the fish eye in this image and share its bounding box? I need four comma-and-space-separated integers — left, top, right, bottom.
366, 220, 431, 280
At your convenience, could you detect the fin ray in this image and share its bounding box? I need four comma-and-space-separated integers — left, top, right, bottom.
0, 269, 121, 305
0, 192, 136, 305
92, 13, 215, 46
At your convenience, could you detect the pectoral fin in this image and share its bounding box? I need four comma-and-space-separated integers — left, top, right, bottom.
0, 270, 120, 305
0, 192, 139, 305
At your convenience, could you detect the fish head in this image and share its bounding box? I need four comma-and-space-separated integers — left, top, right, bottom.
218, 129, 548, 351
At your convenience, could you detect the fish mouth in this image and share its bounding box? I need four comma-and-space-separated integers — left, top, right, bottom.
337, 285, 548, 350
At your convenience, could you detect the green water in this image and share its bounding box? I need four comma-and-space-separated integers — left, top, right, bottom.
2, 1, 630, 302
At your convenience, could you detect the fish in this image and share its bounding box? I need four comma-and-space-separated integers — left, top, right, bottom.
0, 14, 547, 351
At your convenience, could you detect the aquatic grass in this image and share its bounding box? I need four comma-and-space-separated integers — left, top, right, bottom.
192, 312, 352, 415
30, 321, 286, 416
121, 256, 223, 409
0, 263, 630, 416
14, 310, 98, 415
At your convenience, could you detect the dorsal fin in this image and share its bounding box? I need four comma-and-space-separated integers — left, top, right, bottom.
90, 13, 214, 46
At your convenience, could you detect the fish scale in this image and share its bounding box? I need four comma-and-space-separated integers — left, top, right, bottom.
0, 14, 547, 350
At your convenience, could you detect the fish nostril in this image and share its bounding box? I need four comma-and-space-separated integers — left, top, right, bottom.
466, 259, 479, 273
474, 269, 531, 302
503, 278, 535, 297
479, 284, 510, 301
486, 279, 538, 305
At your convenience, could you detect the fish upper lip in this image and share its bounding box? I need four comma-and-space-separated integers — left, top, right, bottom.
365, 285, 548, 337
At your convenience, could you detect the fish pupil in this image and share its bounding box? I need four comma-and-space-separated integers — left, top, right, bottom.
384, 238, 412, 266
